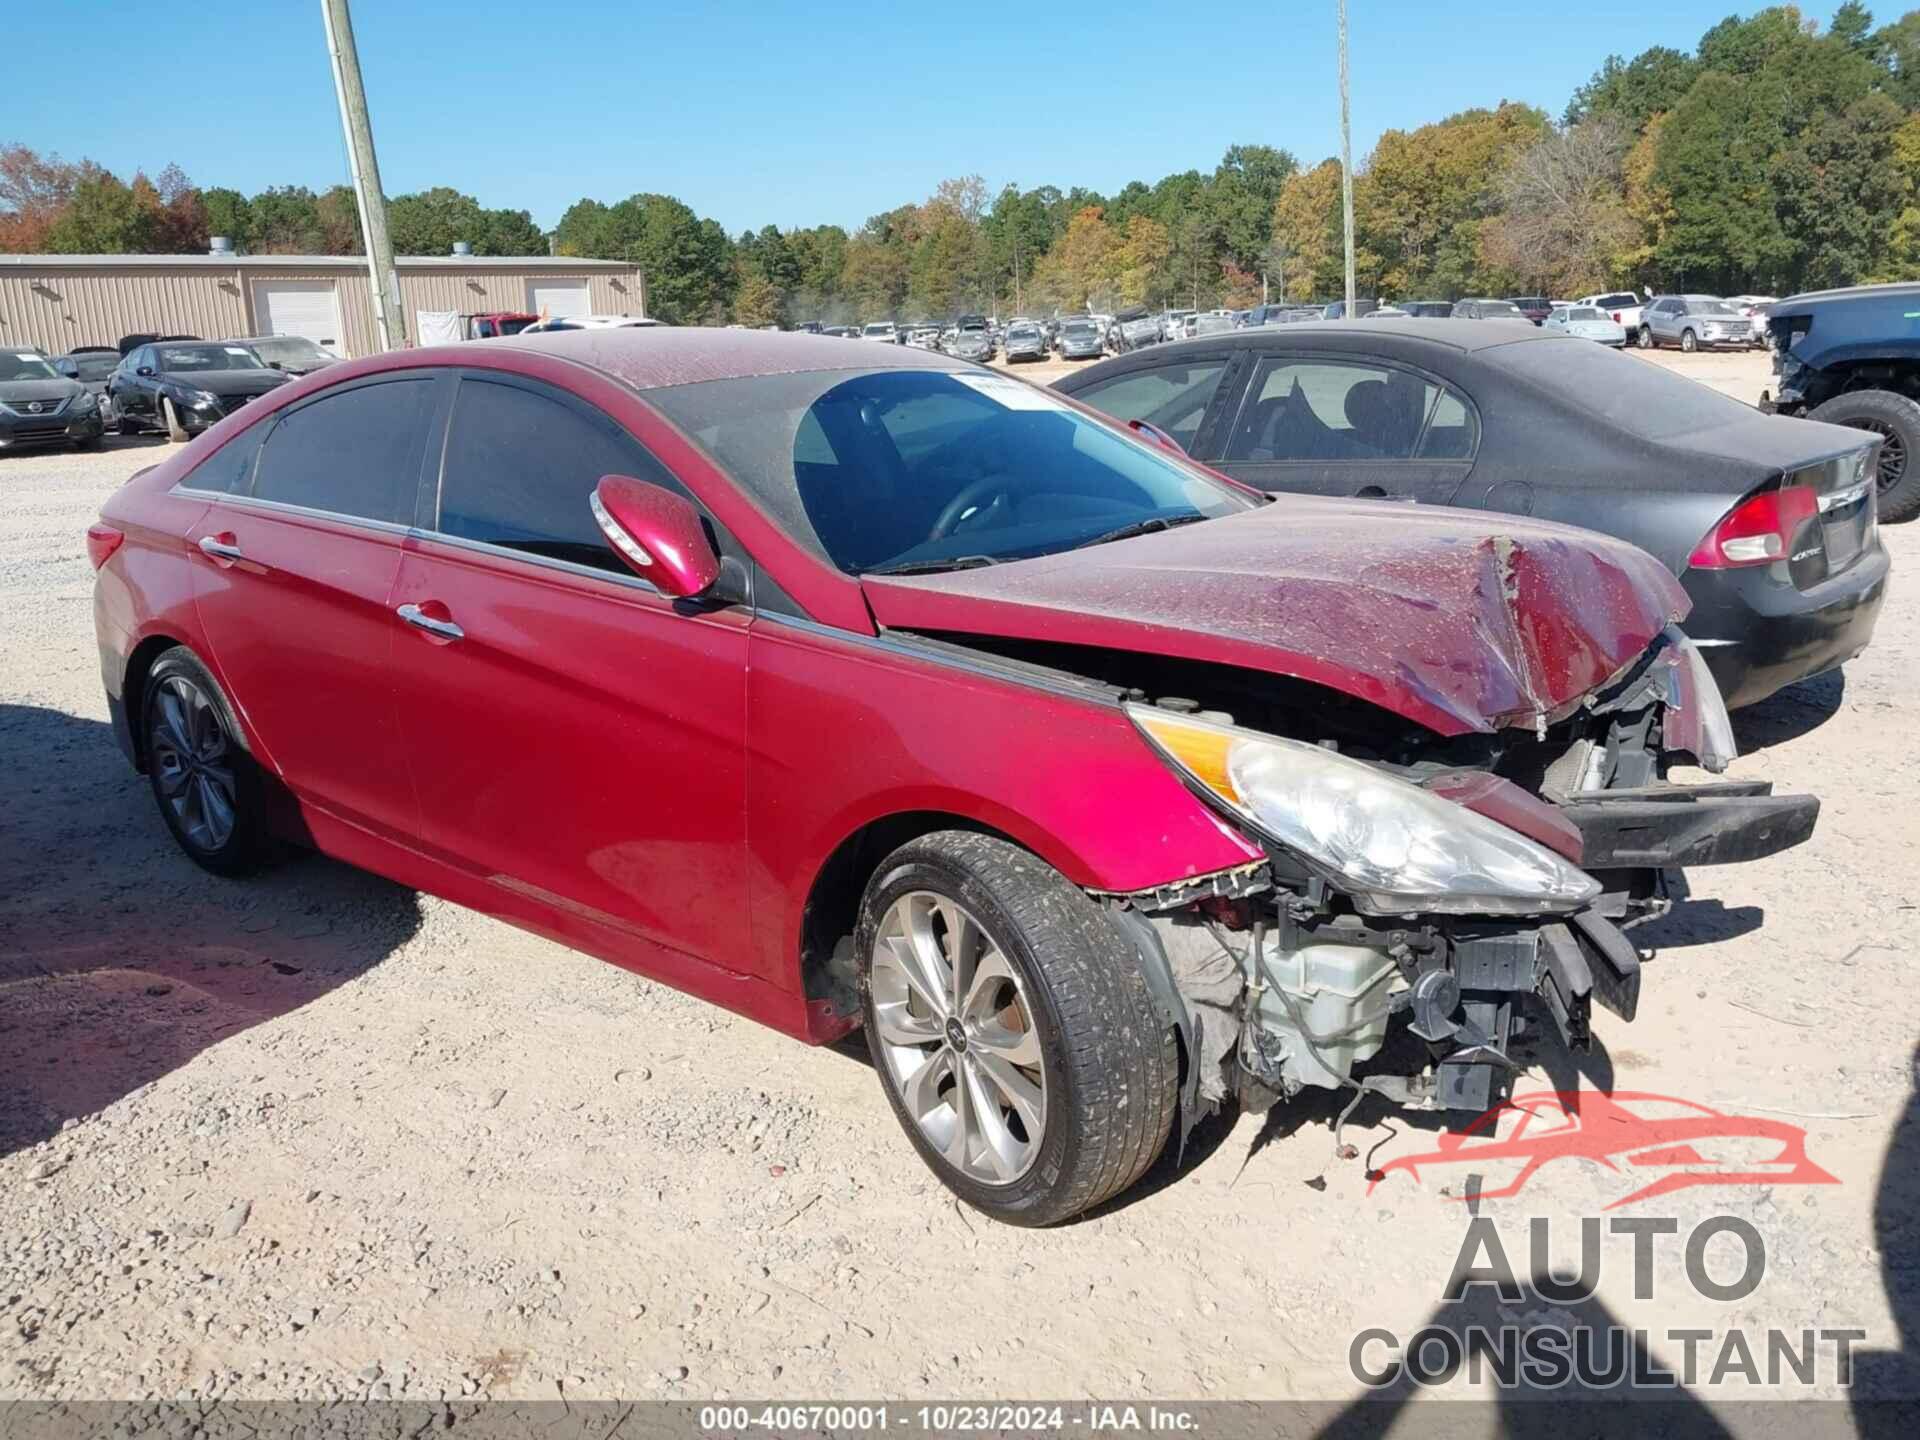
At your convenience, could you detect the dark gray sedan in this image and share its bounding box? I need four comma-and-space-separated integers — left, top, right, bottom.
1053, 320, 1887, 710
1, 347, 104, 452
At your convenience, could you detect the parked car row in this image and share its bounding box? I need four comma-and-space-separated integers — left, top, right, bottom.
89, 320, 1848, 1226
1052, 318, 1887, 712
1, 328, 347, 454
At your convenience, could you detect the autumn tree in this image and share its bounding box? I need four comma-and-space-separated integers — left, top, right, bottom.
1484, 117, 1637, 296
1270, 160, 1344, 301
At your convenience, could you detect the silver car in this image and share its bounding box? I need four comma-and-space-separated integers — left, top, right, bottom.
1055, 320, 1104, 360
945, 326, 994, 362
1637, 295, 1753, 352
1542, 304, 1628, 347
1003, 323, 1048, 362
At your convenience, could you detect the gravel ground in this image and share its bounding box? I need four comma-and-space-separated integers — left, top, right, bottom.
2, 348, 1916, 1408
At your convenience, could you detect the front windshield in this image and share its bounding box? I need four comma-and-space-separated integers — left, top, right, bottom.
249, 336, 328, 365
1, 350, 60, 382
648, 367, 1253, 575
1694, 300, 1741, 316
66, 354, 119, 380
1479, 302, 1524, 317
157, 344, 266, 372
863, 325, 893, 336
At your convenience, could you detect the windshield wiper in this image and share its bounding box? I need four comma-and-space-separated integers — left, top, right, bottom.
1071, 513, 1210, 551
864, 554, 1001, 577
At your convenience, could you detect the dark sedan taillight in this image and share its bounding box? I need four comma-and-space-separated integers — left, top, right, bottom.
1687, 486, 1819, 568
85, 523, 124, 569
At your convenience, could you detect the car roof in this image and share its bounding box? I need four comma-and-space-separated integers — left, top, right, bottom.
1160, 318, 1552, 355
495, 326, 965, 390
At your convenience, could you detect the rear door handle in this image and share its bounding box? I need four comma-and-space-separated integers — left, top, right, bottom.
396, 603, 464, 641
198, 534, 245, 563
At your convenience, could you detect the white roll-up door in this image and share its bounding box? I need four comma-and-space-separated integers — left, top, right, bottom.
252, 280, 345, 356
527, 281, 591, 318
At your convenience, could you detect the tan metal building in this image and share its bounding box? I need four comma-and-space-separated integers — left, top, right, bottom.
0, 251, 647, 358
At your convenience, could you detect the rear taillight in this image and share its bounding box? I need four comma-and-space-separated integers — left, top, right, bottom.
1688, 487, 1819, 568
85, 524, 124, 570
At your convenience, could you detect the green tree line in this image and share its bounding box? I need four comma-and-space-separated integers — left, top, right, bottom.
7, 6, 1920, 323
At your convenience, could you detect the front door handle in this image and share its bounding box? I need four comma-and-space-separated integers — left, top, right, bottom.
198, 534, 244, 562
397, 603, 464, 641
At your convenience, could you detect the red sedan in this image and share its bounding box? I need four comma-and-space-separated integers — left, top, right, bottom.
89, 329, 1816, 1224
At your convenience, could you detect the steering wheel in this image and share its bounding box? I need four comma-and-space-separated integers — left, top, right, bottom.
929, 476, 1013, 541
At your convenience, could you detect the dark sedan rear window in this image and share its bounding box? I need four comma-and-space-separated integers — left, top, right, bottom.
1478, 337, 1763, 441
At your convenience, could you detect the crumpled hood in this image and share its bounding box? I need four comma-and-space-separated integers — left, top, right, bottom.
861, 498, 1690, 737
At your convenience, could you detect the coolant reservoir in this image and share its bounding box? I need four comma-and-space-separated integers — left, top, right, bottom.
1257, 937, 1398, 1091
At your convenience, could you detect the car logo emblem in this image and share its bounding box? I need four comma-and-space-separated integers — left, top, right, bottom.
27, 401, 45, 414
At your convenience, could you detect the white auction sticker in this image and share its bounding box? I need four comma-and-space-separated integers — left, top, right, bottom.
950, 372, 1063, 412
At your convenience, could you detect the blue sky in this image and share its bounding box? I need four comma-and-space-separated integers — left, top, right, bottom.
11, 2, 1847, 236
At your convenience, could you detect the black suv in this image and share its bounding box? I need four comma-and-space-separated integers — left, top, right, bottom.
1766, 282, 1920, 523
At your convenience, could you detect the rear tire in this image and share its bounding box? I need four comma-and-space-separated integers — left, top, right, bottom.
1808, 388, 1920, 524
857, 831, 1177, 1227
1638, 325, 1654, 349
142, 647, 273, 876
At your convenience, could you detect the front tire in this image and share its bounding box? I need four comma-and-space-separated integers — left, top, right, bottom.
1680, 328, 1698, 353
1809, 388, 1920, 524
142, 647, 273, 875
857, 832, 1176, 1226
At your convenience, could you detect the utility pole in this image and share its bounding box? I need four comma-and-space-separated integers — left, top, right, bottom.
1338, 0, 1356, 318
320, 0, 406, 351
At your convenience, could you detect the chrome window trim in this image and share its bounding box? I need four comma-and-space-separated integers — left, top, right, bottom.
172, 485, 666, 597
411, 527, 666, 598
171, 485, 414, 538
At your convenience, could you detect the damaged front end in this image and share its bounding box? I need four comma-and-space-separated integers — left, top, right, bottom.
1095, 625, 1818, 1136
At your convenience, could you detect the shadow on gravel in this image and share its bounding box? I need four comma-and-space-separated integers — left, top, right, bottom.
1856, 1044, 1920, 1431
0, 703, 422, 1160
1732, 667, 1846, 753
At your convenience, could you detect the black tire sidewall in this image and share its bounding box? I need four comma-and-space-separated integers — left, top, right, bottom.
856, 850, 1088, 1224
1809, 389, 1920, 524
142, 648, 269, 875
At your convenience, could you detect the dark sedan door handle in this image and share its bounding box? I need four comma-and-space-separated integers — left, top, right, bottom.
198, 534, 245, 563
396, 603, 464, 641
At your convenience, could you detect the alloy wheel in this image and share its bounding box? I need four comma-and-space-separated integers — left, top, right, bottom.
149, 674, 238, 851
1862, 420, 1906, 494
869, 891, 1047, 1185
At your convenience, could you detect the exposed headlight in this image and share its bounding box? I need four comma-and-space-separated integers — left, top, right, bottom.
186, 389, 220, 409
71, 391, 96, 413
1128, 705, 1600, 916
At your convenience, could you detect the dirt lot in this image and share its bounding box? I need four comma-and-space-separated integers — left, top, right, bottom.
2, 346, 1916, 1409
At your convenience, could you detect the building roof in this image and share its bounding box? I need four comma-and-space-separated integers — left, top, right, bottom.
0, 253, 634, 270
495, 326, 963, 391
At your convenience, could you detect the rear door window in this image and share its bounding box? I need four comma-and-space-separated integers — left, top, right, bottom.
1224, 358, 1478, 462
433, 375, 689, 575
1067, 359, 1228, 452
250, 377, 433, 524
